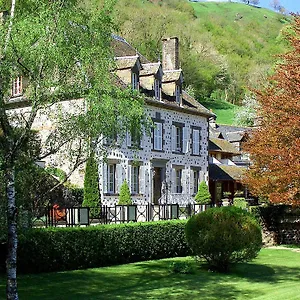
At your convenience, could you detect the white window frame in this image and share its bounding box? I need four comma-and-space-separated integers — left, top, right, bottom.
153, 122, 163, 151
154, 79, 161, 101
192, 128, 200, 155
193, 170, 200, 194
107, 164, 116, 193
132, 72, 139, 90
12, 76, 22, 97
175, 84, 181, 104
131, 166, 140, 194
175, 169, 183, 193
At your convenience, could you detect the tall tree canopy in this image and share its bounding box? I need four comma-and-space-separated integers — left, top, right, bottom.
244, 16, 300, 205
0, 0, 146, 298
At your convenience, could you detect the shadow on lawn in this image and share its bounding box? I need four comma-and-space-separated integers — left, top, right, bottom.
2, 257, 300, 299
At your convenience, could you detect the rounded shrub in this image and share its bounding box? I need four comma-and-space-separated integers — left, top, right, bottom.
185, 206, 262, 272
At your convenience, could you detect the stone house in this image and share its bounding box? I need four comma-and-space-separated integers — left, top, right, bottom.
100, 36, 214, 206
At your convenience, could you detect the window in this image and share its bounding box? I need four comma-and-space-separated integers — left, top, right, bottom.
131, 166, 140, 194
172, 123, 186, 153
107, 164, 116, 193
12, 76, 22, 97
175, 126, 183, 152
154, 79, 161, 101
175, 84, 181, 104
153, 122, 163, 151
132, 72, 139, 90
176, 169, 182, 193
192, 128, 201, 155
193, 170, 200, 194
131, 126, 141, 148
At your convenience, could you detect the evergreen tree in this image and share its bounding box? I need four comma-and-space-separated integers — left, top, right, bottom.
83, 153, 100, 214
195, 181, 211, 204
118, 180, 132, 205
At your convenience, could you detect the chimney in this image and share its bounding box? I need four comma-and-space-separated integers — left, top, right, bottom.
162, 37, 179, 71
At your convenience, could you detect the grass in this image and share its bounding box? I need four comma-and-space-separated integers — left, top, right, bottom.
202, 98, 238, 124
1, 248, 300, 299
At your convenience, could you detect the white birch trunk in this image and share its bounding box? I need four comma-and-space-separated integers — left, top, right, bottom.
6, 166, 19, 300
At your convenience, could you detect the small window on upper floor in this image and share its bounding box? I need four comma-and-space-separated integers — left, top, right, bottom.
175, 84, 181, 105
154, 79, 161, 101
12, 76, 22, 97
131, 72, 139, 90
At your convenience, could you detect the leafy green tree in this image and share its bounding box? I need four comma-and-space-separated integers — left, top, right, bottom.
195, 181, 211, 205
83, 153, 100, 216
118, 180, 132, 205
0, 0, 145, 298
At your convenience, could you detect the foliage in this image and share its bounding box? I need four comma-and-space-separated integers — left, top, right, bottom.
16, 220, 190, 274
234, 93, 259, 126
83, 153, 100, 214
233, 197, 248, 210
244, 16, 300, 204
114, 0, 289, 106
169, 261, 195, 274
118, 180, 132, 205
185, 206, 262, 272
194, 181, 211, 205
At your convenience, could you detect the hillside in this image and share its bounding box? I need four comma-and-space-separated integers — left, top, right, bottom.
111, 0, 290, 124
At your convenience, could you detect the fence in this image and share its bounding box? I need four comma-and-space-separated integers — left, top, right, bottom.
24, 204, 212, 228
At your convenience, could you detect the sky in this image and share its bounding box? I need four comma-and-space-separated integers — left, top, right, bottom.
202, 0, 300, 13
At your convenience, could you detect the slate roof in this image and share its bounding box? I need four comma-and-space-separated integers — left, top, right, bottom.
111, 34, 214, 118
209, 164, 246, 182
209, 138, 240, 155
115, 56, 139, 70
216, 124, 251, 142
162, 70, 182, 82
140, 63, 161, 76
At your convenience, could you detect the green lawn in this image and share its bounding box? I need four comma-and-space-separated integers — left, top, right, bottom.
201, 98, 238, 125
1, 248, 300, 299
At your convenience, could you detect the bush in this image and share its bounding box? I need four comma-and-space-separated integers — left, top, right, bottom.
233, 197, 248, 210
118, 180, 132, 205
185, 206, 262, 272
17, 220, 190, 274
83, 153, 100, 216
195, 181, 211, 204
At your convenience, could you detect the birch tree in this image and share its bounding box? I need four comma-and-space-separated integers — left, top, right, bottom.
0, 0, 146, 299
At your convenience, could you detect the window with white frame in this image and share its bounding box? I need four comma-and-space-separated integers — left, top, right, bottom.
153, 122, 163, 151
175, 84, 181, 104
176, 169, 183, 193
131, 72, 139, 90
107, 164, 116, 193
131, 166, 140, 194
154, 79, 161, 101
172, 123, 188, 153
193, 170, 200, 194
12, 76, 22, 97
192, 128, 201, 155
175, 125, 183, 152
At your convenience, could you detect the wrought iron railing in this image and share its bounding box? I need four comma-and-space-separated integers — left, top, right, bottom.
24, 204, 212, 228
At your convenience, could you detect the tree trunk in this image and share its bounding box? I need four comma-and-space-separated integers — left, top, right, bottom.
6, 166, 18, 300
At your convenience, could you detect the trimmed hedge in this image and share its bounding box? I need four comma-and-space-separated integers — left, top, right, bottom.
17, 220, 190, 274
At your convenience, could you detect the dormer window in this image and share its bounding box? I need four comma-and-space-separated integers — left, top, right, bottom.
154, 79, 161, 101
132, 72, 139, 90
175, 84, 181, 105
12, 76, 22, 97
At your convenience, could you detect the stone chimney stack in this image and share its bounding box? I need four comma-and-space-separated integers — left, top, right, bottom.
162, 37, 179, 71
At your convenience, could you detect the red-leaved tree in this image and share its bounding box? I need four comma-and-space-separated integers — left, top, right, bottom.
244, 15, 300, 205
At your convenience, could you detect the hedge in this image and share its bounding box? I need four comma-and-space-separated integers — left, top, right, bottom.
17, 220, 190, 274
